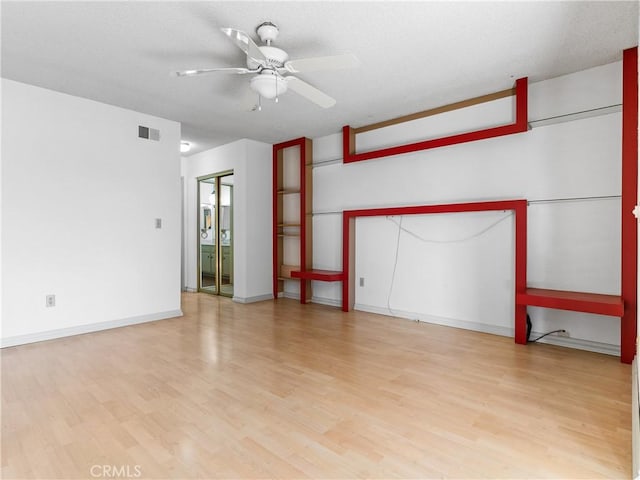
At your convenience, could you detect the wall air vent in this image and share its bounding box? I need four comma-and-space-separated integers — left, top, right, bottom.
138, 125, 160, 141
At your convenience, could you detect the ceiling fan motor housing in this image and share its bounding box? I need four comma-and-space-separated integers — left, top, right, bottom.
246, 46, 288, 70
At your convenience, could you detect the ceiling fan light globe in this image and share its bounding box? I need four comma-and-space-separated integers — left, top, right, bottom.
250, 74, 288, 100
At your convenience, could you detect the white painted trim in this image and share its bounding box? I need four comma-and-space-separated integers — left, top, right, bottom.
311, 296, 343, 308
185, 287, 197, 293
0, 310, 183, 348
283, 292, 299, 300
233, 293, 273, 304
354, 303, 619, 356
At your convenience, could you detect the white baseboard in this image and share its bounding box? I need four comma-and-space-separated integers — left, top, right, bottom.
531, 331, 619, 356
281, 292, 341, 308
311, 296, 343, 308
184, 287, 197, 293
282, 291, 299, 300
354, 303, 514, 337
353, 303, 619, 356
233, 293, 273, 304
0, 309, 183, 348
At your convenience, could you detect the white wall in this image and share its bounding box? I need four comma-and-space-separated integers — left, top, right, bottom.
1, 79, 182, 346
308, 61, 623, 354
182, 139, 272, 303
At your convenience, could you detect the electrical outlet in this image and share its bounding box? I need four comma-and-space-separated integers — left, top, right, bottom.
359, 277, 365, 287
556, 330, 570, 337
45, 295, 55, 308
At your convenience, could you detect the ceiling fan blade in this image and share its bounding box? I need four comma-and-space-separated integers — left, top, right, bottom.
174, 67, 254, 77
285, 76, 336, 108
283, 54, 360, 74
220, 27, 267, 64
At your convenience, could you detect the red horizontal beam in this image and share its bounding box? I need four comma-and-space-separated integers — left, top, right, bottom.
345, 199, 527, 219
291, 269, 344, 282
516, 288, 624, 317
343, 77, 528, 163
273, 137, 307, 150
345, 123, 524, 163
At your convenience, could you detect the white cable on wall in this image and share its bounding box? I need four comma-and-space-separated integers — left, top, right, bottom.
385, 212, 513, 315
386, 216, 403, 316
386, 212, 512, 244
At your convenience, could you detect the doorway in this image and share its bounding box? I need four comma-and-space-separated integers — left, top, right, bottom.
198, 172, 233, 297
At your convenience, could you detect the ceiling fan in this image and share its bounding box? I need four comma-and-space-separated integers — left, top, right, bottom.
174, 21, 360, 109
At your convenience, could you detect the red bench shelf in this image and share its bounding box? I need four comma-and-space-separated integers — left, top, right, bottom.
516, 288, 624, 317
291, 270, 344, 282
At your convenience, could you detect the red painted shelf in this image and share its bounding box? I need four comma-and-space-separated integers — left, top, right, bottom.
342, 77, 528, 163
291, 270, 344, 282
516, 288, 624, 317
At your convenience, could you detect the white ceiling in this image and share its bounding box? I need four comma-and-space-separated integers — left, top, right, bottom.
2, 1, 638, 156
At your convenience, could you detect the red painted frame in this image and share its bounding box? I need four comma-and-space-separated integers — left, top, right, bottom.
273, 137, 311, 301
291, 269, 344, 282
341, 199, 529, 344
517, 288, 624, 318
621, 47, 638, 363
342, 77, 528, 163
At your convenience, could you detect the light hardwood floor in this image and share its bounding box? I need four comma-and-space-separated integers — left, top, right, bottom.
1, 293, 631, 479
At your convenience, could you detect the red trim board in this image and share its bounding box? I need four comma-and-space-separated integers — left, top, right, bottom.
621, 47, 638, 364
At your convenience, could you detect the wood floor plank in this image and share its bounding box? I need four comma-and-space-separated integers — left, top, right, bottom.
1, 292, 631, 478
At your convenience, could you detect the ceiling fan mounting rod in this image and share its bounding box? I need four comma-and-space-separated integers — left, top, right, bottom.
256, 21, 279, 46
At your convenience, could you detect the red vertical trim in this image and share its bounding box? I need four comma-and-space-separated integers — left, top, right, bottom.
514, 77, 528, 132
272, 144, 278, 299
342, 212, 351, 312
342, 125, 352, 162
514, 201, 528, 344
299, 138, 308, 304
621, 47, 638, 364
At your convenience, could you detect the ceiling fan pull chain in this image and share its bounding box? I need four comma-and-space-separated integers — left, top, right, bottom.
275, 77, 279, 103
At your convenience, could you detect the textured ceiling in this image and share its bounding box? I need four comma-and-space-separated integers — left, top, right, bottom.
1, 1, 638, 156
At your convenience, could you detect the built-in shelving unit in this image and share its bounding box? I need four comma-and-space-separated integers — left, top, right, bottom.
273, 137, 313, 302
272, 47, 637, 363
342, 78, 528, 164
273, 137, 344, 304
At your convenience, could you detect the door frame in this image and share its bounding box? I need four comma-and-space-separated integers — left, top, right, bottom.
196, 170, 234, 296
